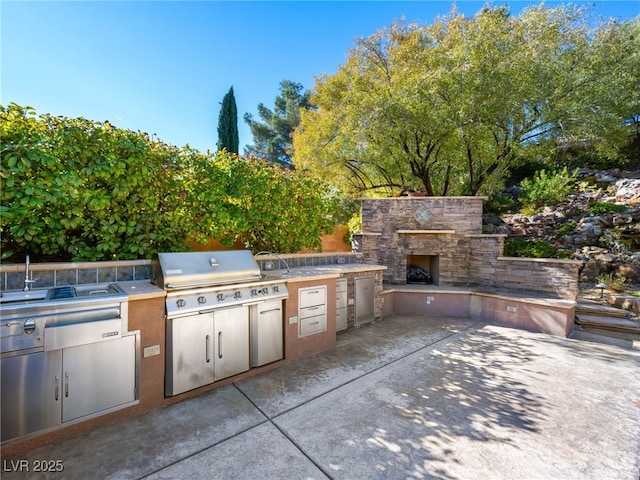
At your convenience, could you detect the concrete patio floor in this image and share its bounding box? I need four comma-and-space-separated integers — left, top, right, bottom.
2, 315, 639, 479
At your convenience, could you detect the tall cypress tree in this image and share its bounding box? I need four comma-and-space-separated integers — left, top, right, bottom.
217, 86, 239, 153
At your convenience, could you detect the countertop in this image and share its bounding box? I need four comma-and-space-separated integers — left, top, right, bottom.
117, 281, 166, 300
265, 264, 387, 283
117, 264, 386, 297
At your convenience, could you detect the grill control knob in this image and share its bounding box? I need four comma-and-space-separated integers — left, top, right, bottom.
250, 289, 258, 297
23, 319, 36, 334
272, 285, 279, 293
176, 299, 186, 308
262, 287, 269, 295
197, 296, 206, 305
216, 294, 225, 302
234, 291, 243, 299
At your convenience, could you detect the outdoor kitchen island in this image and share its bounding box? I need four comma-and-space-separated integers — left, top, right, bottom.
0, 260, 385, 458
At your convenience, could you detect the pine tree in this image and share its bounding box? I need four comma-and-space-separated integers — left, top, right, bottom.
244, 80, 312, 166
217, 86, 239, 154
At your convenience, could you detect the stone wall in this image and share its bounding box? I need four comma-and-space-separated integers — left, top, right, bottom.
361, 196, 485, 236
361, 197, 486, 285
492, 257, 581, 299
361, 197, 581, 300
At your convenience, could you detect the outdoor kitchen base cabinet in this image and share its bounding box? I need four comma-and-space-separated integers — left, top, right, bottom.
251, 300, 284, 367
1, 335, 137, 442
165, 306, 250, 397
355, 276, 375, 326
62, 336, 136, 422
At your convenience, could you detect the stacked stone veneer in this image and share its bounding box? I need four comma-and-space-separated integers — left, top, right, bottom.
360, 197, 581, 300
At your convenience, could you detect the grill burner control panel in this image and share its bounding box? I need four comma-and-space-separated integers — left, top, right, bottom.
167, 281, 288, 317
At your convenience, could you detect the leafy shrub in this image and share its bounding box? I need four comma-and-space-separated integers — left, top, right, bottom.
201, 153, 339, 253
1, 104, 341, 260
1, 103, 192, 261
587, 201, 627, 215
596, 272, 628, 293
519, 167, 577, 213
503, 238, 571, 259
484, 192, 519, 215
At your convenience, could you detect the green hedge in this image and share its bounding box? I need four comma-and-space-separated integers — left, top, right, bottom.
0, 104, 339, 261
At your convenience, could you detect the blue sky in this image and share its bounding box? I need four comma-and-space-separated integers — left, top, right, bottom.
2, 1, 638, 153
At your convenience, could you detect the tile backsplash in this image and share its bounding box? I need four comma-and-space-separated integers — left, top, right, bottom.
1, 260, 152, 292
1, 252, 363, 292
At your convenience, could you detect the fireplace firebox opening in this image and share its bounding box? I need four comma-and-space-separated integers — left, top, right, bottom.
406, 255, 439, 285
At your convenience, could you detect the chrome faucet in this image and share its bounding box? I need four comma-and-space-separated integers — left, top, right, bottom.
23, 255, 37, 291
255, 251, 290, 275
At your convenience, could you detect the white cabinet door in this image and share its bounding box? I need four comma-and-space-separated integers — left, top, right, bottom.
62, 335, 136, 422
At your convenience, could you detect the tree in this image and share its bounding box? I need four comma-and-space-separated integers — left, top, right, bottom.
293, 5, 640, 196
244, 80, 312, 166
217, 86, 239, 154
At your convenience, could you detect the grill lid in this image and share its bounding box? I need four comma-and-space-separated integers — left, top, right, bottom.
153, 250, 262, 290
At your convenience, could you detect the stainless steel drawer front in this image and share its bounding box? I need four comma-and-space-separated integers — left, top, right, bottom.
44, 318, 122, 351
299, 287, 326, 308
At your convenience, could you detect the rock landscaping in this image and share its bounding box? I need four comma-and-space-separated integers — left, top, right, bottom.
484, 168, 640, 283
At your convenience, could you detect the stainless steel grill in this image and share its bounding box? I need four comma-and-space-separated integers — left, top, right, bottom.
153, 250, 289, 396
153, 250, 288, 317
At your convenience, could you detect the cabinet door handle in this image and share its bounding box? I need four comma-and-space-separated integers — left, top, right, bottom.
206, 334, 211, 363
54, 374, 59, 401
218, 331, 223, 359
260, 308, 281, 315
64, 371, 69, 398
308, 306, 319, 311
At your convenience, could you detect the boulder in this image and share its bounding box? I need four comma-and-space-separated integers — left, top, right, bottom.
580, 259, 601, 282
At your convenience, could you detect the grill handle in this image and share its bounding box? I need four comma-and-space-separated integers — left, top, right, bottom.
165, 277, 261, 290
165, 281, 221, 289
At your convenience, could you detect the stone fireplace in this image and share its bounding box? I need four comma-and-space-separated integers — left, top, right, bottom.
359, 196, 582, 300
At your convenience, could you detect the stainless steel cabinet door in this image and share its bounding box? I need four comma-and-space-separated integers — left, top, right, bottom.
251, 300, 284, 367
166, 313, 215, 396
1, 350, 62, 441
336, 278, 348, 331
62, 335, 136, 422
214, 305, 249, 381
355, 276, 375, 325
